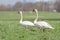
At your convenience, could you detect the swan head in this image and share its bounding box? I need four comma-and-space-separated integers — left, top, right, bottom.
33, 9, 38, 13
18, 10, 22, 14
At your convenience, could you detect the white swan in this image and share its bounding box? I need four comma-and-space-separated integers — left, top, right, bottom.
18, 11, 34, 28
33, 9, 54, 31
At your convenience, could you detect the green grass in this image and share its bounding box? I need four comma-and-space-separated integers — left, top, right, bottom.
0, 11, 60, 40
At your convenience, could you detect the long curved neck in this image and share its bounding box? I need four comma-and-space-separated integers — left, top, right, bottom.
34, 11, 38, 23
20, 11, 23, 22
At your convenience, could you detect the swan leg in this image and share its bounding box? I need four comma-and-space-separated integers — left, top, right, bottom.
41, 28, 45, 32
43, 29, 45, 32
42, 28, 43, 32
26, 26, 29, 30
26, 26, 28, 29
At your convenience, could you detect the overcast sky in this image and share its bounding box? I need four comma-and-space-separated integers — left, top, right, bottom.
0, 0, 55, 5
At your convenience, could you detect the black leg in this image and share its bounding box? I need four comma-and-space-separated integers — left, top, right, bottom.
43, 29, 45, 32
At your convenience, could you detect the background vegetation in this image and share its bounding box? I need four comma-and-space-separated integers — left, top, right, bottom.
0, 11, 60, 40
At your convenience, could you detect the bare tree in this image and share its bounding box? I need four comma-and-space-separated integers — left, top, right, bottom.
55, 0, 60, 12
24, 2, 33, 11
13, 2, 23, 11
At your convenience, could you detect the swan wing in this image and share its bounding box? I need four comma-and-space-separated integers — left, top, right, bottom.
20, 21, 34, 26
34, 21, 54, 29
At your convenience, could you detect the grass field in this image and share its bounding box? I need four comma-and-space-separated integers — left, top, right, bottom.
0, 11, 60, 40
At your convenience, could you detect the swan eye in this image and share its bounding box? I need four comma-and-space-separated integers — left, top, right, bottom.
33, 9, 35, 12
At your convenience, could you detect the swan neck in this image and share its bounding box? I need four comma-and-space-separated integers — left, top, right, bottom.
20, 12, 23, 22
34, 11, 38, 23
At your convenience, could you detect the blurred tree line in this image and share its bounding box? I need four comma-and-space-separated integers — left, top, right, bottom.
0, 0, 60, 12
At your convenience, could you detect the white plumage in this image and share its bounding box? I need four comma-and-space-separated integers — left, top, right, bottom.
34, 21, 54, 29
33, 9, 54, 30
20, 21, 34, 26
18, 11, 34, 28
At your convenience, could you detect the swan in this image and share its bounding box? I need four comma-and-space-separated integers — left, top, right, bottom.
33, 9, 54, 31
18, 10, 34, 28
